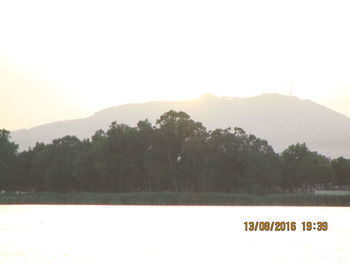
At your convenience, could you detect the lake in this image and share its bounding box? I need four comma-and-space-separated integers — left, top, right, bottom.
0, 206, 349, 262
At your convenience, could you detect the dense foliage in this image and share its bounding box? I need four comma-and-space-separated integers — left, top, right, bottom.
1, 111, 349, 194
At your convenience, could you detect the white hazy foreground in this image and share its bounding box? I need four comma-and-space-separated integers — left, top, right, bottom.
0, 206, 349, 263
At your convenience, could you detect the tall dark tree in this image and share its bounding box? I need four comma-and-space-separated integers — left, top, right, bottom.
281, 143, 334, 192
331, 157, 350, 186
45, 136, 82, 192
155, 110, 207, 192
0, 129, 18, 190
204, 127, 280, 194
96, 122, 147, 192
136, 119, 156, 192
18, 142, 51, 191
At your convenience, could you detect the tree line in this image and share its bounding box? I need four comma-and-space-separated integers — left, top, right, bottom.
1, 110, 350, 194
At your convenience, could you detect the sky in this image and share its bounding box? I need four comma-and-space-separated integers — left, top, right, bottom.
1, 0, 350, 130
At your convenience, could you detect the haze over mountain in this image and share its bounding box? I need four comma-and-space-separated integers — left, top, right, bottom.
10, 93, 350, 158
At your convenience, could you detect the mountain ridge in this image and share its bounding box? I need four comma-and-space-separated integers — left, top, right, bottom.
10, 93, 350, 158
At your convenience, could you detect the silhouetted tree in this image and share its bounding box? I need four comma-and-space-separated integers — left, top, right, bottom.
155, 110, 207, 192
331, 157, 350, 186
281, 143, 334, 192
0, 129, 18, 190
45, 136, 82, 192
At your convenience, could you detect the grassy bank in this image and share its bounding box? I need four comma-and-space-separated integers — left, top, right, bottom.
1, 192, 350, 206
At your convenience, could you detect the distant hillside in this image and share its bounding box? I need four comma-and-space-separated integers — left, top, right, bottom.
10, 93, 350, 158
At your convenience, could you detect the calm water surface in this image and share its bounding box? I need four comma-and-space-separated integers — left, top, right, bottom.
0, 206, 349, 263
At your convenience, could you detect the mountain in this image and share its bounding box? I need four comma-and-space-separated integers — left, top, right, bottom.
10, 93, 350, 158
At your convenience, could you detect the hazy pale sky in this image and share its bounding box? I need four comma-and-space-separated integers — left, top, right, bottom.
1, 0, 350, 130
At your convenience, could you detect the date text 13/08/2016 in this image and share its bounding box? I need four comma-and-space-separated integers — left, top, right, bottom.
244, 222, 328, 231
